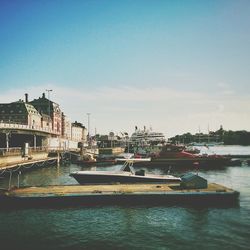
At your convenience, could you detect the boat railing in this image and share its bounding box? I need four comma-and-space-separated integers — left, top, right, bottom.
120, 160, 137, 174
116, 157, 151, 163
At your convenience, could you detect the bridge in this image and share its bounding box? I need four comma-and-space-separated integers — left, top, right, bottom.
0, 122, 61, 150
0, 122, 59, 136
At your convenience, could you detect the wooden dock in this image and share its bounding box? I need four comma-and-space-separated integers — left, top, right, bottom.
0, 183, 239, 208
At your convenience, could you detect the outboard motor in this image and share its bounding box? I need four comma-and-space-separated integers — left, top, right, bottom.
135, 169, 145, 176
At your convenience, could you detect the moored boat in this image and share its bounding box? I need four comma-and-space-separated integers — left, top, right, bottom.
130, 127, 166, 146
74, 153, 116, 166
115, 157, 151, 164
70, 159, 181, 184
134, 144, 232, 168
75, 159, 116, 166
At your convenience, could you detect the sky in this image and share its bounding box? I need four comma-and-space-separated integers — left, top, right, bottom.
0, 0, 250, 138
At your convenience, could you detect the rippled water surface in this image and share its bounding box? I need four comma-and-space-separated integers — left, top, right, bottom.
0, 146, 250, 250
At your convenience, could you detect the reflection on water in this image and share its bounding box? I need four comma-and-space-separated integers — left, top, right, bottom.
197, 145, 250, 156
0, 204, 249, 250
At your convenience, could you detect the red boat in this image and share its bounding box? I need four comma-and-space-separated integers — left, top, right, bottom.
135, 144, 231, 169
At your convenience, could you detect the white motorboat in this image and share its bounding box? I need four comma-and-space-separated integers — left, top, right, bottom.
70, 159, 181, 185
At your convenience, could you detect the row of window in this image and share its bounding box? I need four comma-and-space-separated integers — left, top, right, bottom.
0, 116, 26, 119
1, 109, 39, 114
0, 119, 26, 124
1, 110, 25, 114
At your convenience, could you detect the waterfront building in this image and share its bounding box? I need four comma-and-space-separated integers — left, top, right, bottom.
0, 93, 89, 150
29, 93, 62, 135
40, 113, 52, 132
0, 99, 41, 128
71, 121, 87, 143
0, 96, 45, 148
62, 113, 72, 139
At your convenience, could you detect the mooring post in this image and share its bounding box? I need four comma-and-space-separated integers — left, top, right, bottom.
6, 132, 10, 152
17, 171, 21, 188
57, 152, 60, 166
8, 171, 12, 190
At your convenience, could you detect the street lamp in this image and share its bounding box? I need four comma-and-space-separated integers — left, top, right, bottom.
46, 89, 52, 113
87, 113, 91, 147
87, 112, 90, 137
46, 89, 52, 129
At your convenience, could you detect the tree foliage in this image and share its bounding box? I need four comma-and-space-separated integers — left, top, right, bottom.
169, 129, 250, 145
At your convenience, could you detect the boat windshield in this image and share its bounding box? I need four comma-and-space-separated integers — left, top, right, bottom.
120, 160, 135, 174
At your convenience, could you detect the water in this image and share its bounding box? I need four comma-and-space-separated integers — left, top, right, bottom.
0, 146, 250, 250
197, 145, 250, 156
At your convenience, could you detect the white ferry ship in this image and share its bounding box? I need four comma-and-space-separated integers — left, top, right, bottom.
130, 126, 166, 146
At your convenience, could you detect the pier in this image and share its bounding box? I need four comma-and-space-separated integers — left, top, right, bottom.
0, 183, 239, 208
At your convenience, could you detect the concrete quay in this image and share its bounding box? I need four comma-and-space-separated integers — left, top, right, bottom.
0, 151, 49, 168
0, 149, 59, 177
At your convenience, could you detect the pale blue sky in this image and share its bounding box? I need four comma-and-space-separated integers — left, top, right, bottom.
0, 0, 250, 137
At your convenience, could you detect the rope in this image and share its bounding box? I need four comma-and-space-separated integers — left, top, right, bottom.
8, 171, 12, 190
11, 164, 23, 172
48, 159, 57, 165
0, 158, 58, 176
0, 168, 7, 175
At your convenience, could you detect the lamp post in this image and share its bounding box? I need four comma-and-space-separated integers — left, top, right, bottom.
46, 89, 52, 130
6, 132, 10, 152
87, 113, 91, 146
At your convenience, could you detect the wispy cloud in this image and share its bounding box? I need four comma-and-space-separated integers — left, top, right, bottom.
0, 84, 249, 136
217, 82, 235, 96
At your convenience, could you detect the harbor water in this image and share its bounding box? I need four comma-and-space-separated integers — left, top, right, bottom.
0, 146, 250, 250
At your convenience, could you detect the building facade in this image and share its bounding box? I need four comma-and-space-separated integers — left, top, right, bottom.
29, 93, 62, 135
0, 100, 41, 128
71, 121, 87, 143
0, 93, 89, 149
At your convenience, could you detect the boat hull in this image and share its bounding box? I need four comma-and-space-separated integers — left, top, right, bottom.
75, 160, 116, 166
70, 173, 180, 185
133, 157, 231, 169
